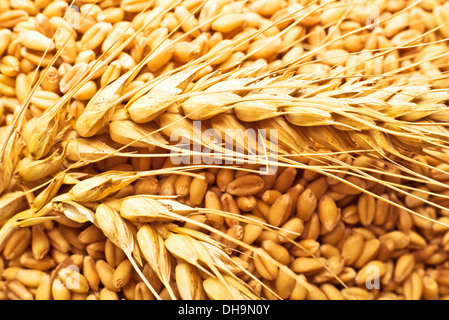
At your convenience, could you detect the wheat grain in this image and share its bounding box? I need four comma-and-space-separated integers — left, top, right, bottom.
2, 0, 449, 301
175, 260, 207, 300
422, 275, 439, 300
394, 253, 416, 283
403, 271, 423, 300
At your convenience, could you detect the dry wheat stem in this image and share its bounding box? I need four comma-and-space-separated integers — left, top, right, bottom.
1, 0, 449, 301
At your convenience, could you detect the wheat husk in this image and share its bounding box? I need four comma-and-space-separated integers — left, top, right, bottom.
2, 0, 449, 302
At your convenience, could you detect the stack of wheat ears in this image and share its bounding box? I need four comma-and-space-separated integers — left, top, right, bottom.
0, 0, 449, 300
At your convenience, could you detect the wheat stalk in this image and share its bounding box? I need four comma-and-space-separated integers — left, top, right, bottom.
1, 0, 449, 300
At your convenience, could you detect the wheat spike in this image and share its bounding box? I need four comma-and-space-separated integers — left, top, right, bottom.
1, 0, 449, 301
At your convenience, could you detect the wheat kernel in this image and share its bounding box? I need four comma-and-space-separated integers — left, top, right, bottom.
262, 239, 290, 265
86, 241, 106, 261
19, 251, 55, 271
96, 260, 118, 292
307, 176, 328, 200
122, 281, 136, 300
296, 188, 317, 221
173, 41, 200, 63
318, 195, 339, 232
3, 228, 31, 260
78, 225, 106, 244
51, 278, 70, 300
300, 213, 320, 241
354, 239, 381, 269
313, 254, 345, 284
204, 190, 224, 229
134, 281, 155, 300
304, 283, 327, 300
422, 275, 439, 300
105, 238, 125, 268
35, 274, 51, 300
291, 257, 325, 274
83, 256, 100, 291
341, 287, 373, 300
216, 168, 235, 192
221, 224, 243, 251
14, 268, 45, 288
221, 193, 241, 227
274, 265, 295, 299
379, 231, 410, 250
80, 22, 112, 51
212, 13, 245, 34
112, 259, 133, 289
234, 195, 256, 212
19, 29, 54, 52
268, 193, 292, 227
190, 174, 209, 206
355, 261, 386, 286
58, 267, 90, 294
73, 80, 97, 101
99, 288, 119, 300
321, 283, 344, 300
394, 253, 415, 283
5, 279, 33, 300
403, 272, 423, 300
358, 193, 375, 227
262, 189, 282, 205
30, 225, 49, 260
253, 248, 278, 281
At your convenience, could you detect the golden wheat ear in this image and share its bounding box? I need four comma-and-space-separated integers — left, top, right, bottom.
3, 0, 449, 301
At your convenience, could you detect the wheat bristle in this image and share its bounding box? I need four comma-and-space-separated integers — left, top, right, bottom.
0, 0, 449, 301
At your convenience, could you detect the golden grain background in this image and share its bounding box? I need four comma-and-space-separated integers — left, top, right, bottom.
0, 0, 449, 300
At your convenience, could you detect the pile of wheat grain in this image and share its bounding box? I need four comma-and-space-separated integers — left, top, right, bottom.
1, 0, 449, 300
